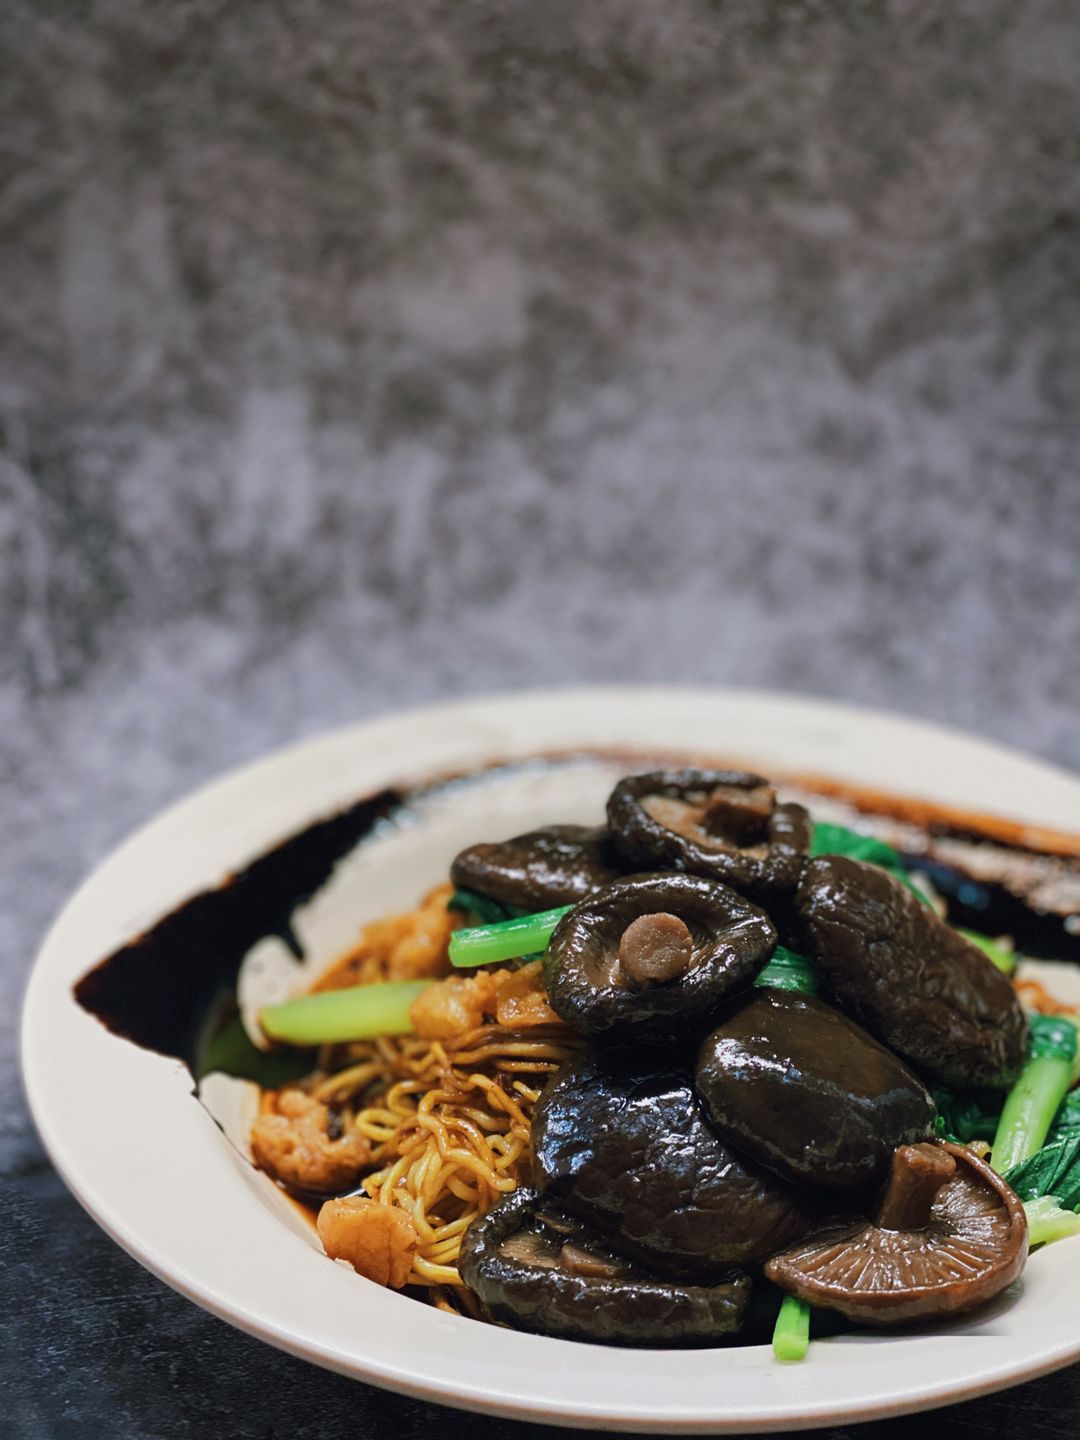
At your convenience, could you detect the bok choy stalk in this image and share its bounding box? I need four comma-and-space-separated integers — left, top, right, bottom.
448, 905, 572, 968
1022, 1195, 1080, 1249
989, 1020, 1080, 1252
772, 1293, 811, 1362
260, 980, 433, 1045
992, 1014, 1080, 1173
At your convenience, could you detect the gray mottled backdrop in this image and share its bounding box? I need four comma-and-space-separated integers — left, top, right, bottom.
4, 3, 1080, 1437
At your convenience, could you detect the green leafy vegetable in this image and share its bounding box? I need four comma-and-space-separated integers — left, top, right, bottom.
809, 822, 927, 901
447, 889, 519, 925
934, 1066, 1080, 1151
448, 905, 572, 969
992, 1015, 1080, 1173
1024, 1195, 1080, 1248
943, 1022, 1080, 1250
259, 980, 433, 1046
772, 1294, 811, 1362
810, 822, 906, 869
196, 1013, 315, 1086
1029, 1013, 1080, 1068
1005, 1133, 1080, 1211
755, 946, 822, 996
1049, 1087, 1080, 1139
932, 1088, 1003, 1145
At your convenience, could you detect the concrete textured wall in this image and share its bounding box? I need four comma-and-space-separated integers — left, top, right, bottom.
4, 4, 1080, 1436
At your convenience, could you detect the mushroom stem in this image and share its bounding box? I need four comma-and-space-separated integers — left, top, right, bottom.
875, 1143, 957, 1231
617, 912, 694, 986
702, 785, 775, 844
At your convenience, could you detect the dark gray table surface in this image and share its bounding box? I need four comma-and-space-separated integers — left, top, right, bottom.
4, 3, 1080, 1436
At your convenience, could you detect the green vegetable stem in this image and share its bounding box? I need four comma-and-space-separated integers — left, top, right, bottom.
1004, 1132, 1080, 1211
1023, 1195, 1080, 1249
449, 905, 572, 969
259, 979, 433, 1046
772, 1293, 811, 1362
992, 1015, 1080, 1173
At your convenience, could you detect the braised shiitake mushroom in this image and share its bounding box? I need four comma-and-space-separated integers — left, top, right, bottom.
795, 856, 1029, 1089
532, 1047, 817, 1277
451, 825, 623, 912
696, 989, 936, 1195
607, 770, 812, 904
458, 1187, 752, 1347
544, 873, 776, 1039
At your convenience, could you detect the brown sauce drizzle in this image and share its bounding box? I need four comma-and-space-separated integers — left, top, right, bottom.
74, 786, 403, 1066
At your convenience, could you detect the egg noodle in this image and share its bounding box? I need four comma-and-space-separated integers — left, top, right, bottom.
305, 1021, 580, 1313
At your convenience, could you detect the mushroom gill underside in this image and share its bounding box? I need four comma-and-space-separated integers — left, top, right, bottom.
765, 1143, 1028, 1324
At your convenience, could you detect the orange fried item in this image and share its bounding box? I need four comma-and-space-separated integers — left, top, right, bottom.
410, 970, 502, 1039
251, 1090, 371, 1192
317, 1195, 418, 1288
494, 961, 563, 1028
409, 961, 562, 1039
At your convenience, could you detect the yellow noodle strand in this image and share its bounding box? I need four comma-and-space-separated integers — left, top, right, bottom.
275, 1000, 580, 1290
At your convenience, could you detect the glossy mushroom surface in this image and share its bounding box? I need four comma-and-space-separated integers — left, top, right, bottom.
696, 989, 935, 1195
531, 1047, 817, 1276
544, 873, 776, 1039
458, 1187, 751, 1347
450, 824, 623, 912
795, 856, 1029, 1089
607, 769, 812, 904
764, 1141, 1028, 1324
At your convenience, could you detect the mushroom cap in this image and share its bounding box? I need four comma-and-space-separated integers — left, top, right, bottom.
696, 989, 936, 1195
532, 1047, 818, 1277
795, 856, 1029, 1089
607, 769, 812, 905
450, 824, 623, 912
544, 872, 777, 1039
458, 1187, 752, 1347
764, 1142, 1028, 1325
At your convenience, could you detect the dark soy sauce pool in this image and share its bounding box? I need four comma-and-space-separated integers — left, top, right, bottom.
74, 785, 404, 1068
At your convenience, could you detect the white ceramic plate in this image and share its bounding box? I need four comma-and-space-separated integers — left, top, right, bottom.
21, 687, 1080, 1433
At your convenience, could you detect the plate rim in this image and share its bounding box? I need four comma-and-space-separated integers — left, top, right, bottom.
21, 685, 1080, 1432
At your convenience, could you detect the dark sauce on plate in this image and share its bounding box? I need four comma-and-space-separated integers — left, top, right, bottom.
74, 786, 403, 1067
